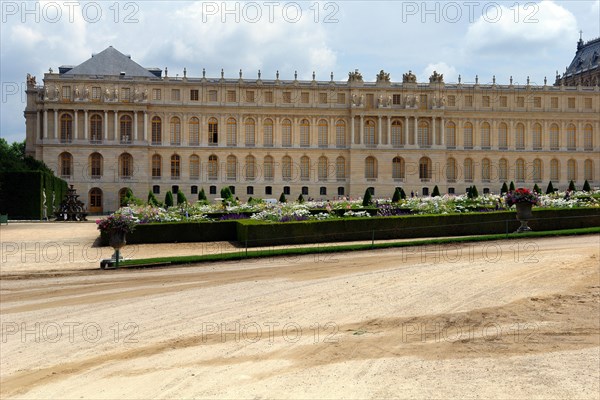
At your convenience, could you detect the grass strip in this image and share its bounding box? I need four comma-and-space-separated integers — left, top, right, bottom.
117, 227, 600, 269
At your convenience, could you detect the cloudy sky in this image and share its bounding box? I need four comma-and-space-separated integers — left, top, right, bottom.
1, 0, 599, 144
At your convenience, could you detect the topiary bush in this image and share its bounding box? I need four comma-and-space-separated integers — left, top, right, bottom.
568, 180, 577, 192
177, 190, 187, 205
362, 188, 372, 207
147, 191, 160, 206
546, 181, 555, 194
164, 191, 174, 208
533, 183, 541, 194
583, 180, 591, 192
220, 187, 233, 200
279, 192, 287, 203
392, 188, 401, 202
297, 194, 305, 203
509, 181, 515, 191
501, 182, 508, 195
431, 185, 441, 197
198, 188, 207, 201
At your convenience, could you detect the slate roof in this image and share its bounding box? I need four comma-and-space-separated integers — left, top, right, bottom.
63, 46, 158, 78
564, 37, 600, 78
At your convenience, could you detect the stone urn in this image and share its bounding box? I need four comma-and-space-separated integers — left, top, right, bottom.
108, 229, 127, 267
515, 202, 533, 233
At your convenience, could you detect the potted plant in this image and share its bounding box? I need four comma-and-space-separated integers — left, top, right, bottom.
96, 211, 137, 268
504, 188, 540, 233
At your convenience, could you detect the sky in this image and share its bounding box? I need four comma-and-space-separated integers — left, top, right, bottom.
1, 0, 599, 144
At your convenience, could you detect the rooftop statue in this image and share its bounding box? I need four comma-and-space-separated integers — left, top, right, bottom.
403, 70, 417, 83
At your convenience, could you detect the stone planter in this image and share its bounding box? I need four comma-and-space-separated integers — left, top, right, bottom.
108, 229, 127, 268
515, 202, 533, 233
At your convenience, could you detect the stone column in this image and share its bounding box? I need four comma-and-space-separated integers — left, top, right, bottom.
432, 117, 436, 146
386, 116, 391, 146
43, 110, 48, 139
73, 110, 78, 140
84, 110, 88, 140
114, 110, 119, 142
404, 116, 409, 145
351, 116, 355, 144
359, 115, 364, 145
104, 111, 108, 141
413, 116, 418, 146
143, 112, 148, 142
377, 115, 382, 145
53, 110, 58, 140
134, 111, 138, 142
441, 117, 445, 146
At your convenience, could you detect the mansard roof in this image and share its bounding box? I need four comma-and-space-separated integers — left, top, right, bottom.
62, 46, 159, 78
564, 37, 600, 78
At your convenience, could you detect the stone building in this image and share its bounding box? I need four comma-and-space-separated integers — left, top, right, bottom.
555, 35, 600, 87
25, 46, 599, 213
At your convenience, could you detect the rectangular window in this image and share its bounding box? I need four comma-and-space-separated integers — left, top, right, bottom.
393, 94, 402, 105
208, 90, 218, 102
551, 97, 559, 108
264, 91, 273, 103
584, 97, 592, 109
62, 86, 71, 100
152, 89, 161, 100
190, 89, 199, 101
448, 95, 456, 107
464, 95, 473, 107
283, 91, 292, 103
319, 92, 327, 104
533, 97, 542, 108
517, 96, 524, 108
121, 88, 130, 102
245, 90, 255, 102
568, 97, 575, 109
337, 93, 345, 104
301, 92, 309, 104
500, 96, 507, 107
482, 96, 490, 107
227, 90, 236, 102
92, 87, 101, 100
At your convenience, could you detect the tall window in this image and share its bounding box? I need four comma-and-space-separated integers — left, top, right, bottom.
445, 122, 456, 148
263, 156, 274, 181
263, 119, 274, 147
90, 114, 102, 143
336, 120, 346, 147
300, 156, 310, 181
245, 118, 256, 146
119, 153, 133, 178
498, 123, 508, 149
418, 120, 431, 147
499, 158, 508, 181
59, 152, 73, 177
189, 155, 200, 179
282, 156, 292, 181
171, 154, 180, 179
392, 157, 405, 180
282, 119, 292, 147
120, 115, 133, 144
208, 118, 218, 145
516, 158, 525, 182
245, 155, 256, 180
584, 159, 594, 182
152, 154, 161, 178
419, 157, 431, 180
336, 157, 346, 180
463, 122, 473, 149
169, 117, 181, 145
151, 116, 162, 145
584, 124, 593, 151
208, 155, 218, 180
464, 158, 474, 181
189, 117, 200, 146
89, 153, 103, 178
318, 120, 328, 147
533, 159, 542, 182
300, 119, 310, 147
391, 120, 404, 147
364, 120, 376, 146
567, 124, 576, 150
550, 159, 560, 182
226, 155, 237, 180
550, 124, 559, 150
446, 158, 457, 182
318, 156, 328, 181
532, 123, 542, 150
60, 114, 73, 143
515, 123, 525, 150
480, 122, 491, 148
365, 156, 377, 179
481, 158, 491, 181
567, 159, 577, 181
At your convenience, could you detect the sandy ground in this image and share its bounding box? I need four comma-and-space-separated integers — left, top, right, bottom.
0, 222, 599, 399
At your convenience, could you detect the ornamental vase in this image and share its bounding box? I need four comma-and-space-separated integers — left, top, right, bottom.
108, 229, 127, 250
515, 202, 533, 233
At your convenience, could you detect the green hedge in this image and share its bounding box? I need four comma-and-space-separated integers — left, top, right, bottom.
0, 171, 67, 219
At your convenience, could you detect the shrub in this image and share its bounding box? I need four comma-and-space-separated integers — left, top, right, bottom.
400, 187, 407, 200
177, 191, 187, 205
298, 194, 305, 203
546, 181, 555, 194
392, 188, 401, 202
509, 181, 515, 191
198, 188, 207, 201
431, 185, 441, 197
220, 187, 233, 200
147, 191, 160, 206
469, 185, 479, 198
279, 192, 287, 203
583, 180, 591, 192
501, 182, 509, 195
164, 191, 174, 208
533, 183, 541, 194
362, 188, 372, 207
568, 180, 577, 192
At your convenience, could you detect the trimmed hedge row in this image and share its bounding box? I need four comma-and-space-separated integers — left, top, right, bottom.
107, 208, 600, 246
0, 171, 67, 219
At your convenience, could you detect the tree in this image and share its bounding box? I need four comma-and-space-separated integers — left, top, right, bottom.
362, 188, 372, 207
431, 185, 440, 197
176, 190, 187, 205
297, 193, 305, 203
546, 181, 555, 194
568, 180, 576, 192
533, 183, 541, 194
279, 192, 287, 203
392, 188, 401, 202
121, 188, 134, 206
147, 190, 160, 206
501, 182, 509, 195
470, 185, 479, 198
509, 181, 515, 191
164, 191, 174, 208
220, 186, 233, 200
399, 187, 407, 200
582, 180, 591, 192
198, 188, 207, 201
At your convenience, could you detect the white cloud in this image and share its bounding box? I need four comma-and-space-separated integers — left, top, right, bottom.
420, 62, 459, 84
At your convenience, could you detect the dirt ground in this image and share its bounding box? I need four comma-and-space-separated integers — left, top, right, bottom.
0, 222, 599, 399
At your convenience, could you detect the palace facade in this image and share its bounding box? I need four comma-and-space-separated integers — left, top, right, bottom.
25, 46, 599, 213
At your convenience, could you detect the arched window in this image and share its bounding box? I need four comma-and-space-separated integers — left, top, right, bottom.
300, 119, 310, 147
300, 156, 310, 181
208, 155, 218, 180
365, 156, 377, 179
567, 124, 576, 150
336, 120, 346, 147
263, 156, 274, 181
89, 152, 103, 178
59, 152, 73, 178
446, 158, 457, 182
227, 118, 237, 146
419, 120, 431, 147
152, 154, 162, 178
318, 119, 328, 147
499, 158, 508, 181
445, 121, 456, 148
318, 156, 328, 181
419, 157, 431, 180
282, 119, 292, 147
463, 122, 473, 148
392, 157, 405, 180
550, 159, 560, 182
515, 123, 525, 150
584, 124, 593, 151
245, 155, 256, 180
208, 117, 218, 145
550, 123, 559, 150
245, 118, 256, 146
533, 159, 542, 182
567, 159, 577, 181
481, 158, 491, 181
364, 120, 376, 146
481, 122, 491, 148
170, 154, 181, 179
226, 155, 237, 180
516, 158, 525, 182
464, 158, 474, 182
282, 156, 292, 180
391, 120, 404, 147
584, 159, 594, 182
263, 118, 274, 147
532, 123, 542, 150
151, 116, 162, 145
119, 153, 133, 178
120, 115, 133, 143
90, 114, 102, 143
498, 122, 508, 149
336, 156, 346, 180
60, 114, 73, 143
189, 117, 200, 146
189, 155, 200, 179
